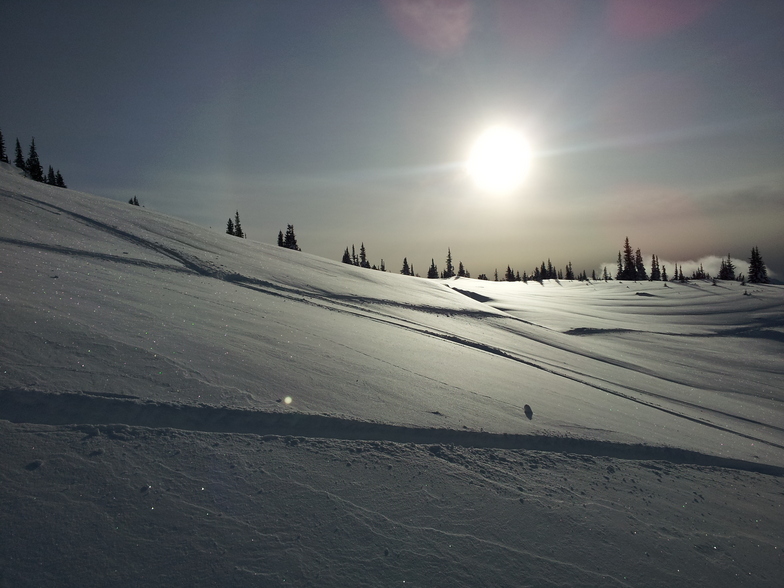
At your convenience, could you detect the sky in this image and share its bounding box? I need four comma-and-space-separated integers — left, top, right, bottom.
2, 0, 783, 279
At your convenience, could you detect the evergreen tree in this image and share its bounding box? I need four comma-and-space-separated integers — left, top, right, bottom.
283, 224, 299, 250
615, 251, 623, 280
477, 273, 488, 280
14, 138, 25, 171
591, 269, 597, 281
410, 263, 415, 276
661, 264, 668, 282
0, 128, 7, 163
342, 247, 352, 264
233, 211, 244, 238
401, 257, 410, 275
494, 268, 499, 281
457, 261, 466, 278
278, 231, 285, 247
351, 245, 358, 266
46, 165, 56, 185
532, 267, 542, 282
26, 137, 44, 181
504, 265, 515, 281
634, 248, 647, 280
55, 170, 66, 188
546, 259, 554, 280
649, 254, 661, 281
427, 259, 439, 279
226, 218, 234, 235
718, 254, 736, 280
602, 266, 610, 281
565, 261, 574, 281
380, 259, 385, 272
619, 237, 636, 280
359, 242, 368, 267
522, 271, 528, 283
132, 196, 139, 206
748, 246, 769, 283
557, 268, 563, 280
443, 248, 455, 278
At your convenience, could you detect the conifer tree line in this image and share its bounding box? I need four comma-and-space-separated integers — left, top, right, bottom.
612, 237, 769, 285
336, 236, 772, 286
1, 128, 66, 188
341, 242, 384, 271
128, 196, 140, 206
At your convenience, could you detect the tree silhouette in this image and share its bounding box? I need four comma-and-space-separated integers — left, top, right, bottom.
226, 218, 234, 235
400, 257, 410, 275
283, 224, 300, 250
443, 248, 455, 278
718, 254, 736, 281
0, 128, 7, 163
427, 259, 438, 279
233, 211, 244, 238
342, 247, 352, 264
14, 138, 25, 170
26, 137, 44, 181
55, 170, 66, 188
748, 246, 769, 283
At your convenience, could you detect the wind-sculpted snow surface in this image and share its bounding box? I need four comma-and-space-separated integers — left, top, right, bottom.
1, 164, 783, 586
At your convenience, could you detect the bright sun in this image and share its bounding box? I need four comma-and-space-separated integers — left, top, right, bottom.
467, 126, 531, 193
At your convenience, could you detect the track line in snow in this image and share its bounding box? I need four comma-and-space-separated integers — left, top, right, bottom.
1, 389, 782, 477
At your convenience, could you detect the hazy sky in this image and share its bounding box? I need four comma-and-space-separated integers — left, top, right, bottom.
2, 1, 783, 278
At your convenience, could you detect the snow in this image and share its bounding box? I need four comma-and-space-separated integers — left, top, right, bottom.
1, 162, 783, 586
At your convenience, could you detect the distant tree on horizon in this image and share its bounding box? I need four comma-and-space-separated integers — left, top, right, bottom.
233, 211, 244, 238
359, 242, 369, 267
14, 138, 25, 171
278, 231, 285, 247
427, 259, 439, 279
226, 218, 234, 235
0, 128, 7, 163
128, 196, 140, 206
342, 247, 352, 264
55, 169, 66, 188
25, 137, 44, 182
442, 248, 455, 279
400, 257, 410, 275
649, 254, 661, 281
661, 264, 668, 282
282, 224, 300, 250
718, 254, 736, 281
565, 261, 574, 281
46, 165, 56, 185
634, 248, 647, 280
617, 237, 637, 280
748, 246, 769, 283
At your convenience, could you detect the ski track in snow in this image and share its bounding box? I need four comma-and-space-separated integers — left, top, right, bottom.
1, 389, 782, 477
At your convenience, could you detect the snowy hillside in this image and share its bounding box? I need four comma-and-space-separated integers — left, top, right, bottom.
1, 164, 782, 587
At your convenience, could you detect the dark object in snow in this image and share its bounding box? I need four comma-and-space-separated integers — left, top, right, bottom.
25, 460, 43, 471
524, 404, 533, 420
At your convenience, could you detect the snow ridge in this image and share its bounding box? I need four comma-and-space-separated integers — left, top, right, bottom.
2, 389, 782, 477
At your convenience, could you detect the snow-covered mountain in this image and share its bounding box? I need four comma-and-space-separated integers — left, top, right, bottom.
1, 163, 782, 587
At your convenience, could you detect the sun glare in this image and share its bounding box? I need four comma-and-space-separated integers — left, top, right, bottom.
467, 126, 531, 193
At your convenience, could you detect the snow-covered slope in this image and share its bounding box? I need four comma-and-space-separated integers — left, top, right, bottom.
1, 164, 782, 587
